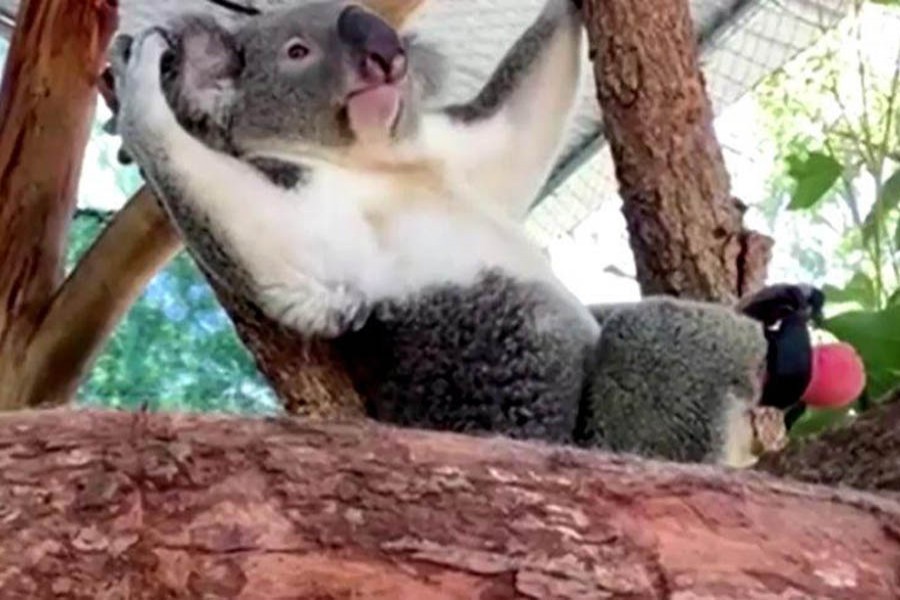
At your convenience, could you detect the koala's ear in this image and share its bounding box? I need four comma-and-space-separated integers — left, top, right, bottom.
165, 15, 242, 125
359, 0, 427, 29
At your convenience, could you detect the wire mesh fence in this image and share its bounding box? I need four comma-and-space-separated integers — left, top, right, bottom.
527, 0, 851, 249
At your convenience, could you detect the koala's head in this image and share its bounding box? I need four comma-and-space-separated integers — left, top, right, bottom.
165, 0, 444, 155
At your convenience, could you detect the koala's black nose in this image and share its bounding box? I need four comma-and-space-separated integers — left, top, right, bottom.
338, 6, 407, 82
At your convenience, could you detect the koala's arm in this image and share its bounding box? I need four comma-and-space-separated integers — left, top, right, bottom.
420, 0, 584, 218
109, 30, 367, 337
578, 298, 772, 467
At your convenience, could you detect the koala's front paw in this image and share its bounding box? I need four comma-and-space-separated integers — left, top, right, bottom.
108, 28, 176, 154
258, 281, 371, 339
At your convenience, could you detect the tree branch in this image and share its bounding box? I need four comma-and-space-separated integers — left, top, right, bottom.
582, 0, 770, 302
0, 0, 118, 408
19, 187, 181, 408
1, 409, 898, 599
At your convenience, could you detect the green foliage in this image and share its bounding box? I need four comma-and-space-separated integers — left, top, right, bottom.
66, 213, 278, 415
757, 0, 900, 310
821, 303, 900, 400
823, 270, 879, 310
786, 151, 843, 210
790, 407, 855, 438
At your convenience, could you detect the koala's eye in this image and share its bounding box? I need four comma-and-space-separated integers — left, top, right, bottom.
284, 39, 310, 61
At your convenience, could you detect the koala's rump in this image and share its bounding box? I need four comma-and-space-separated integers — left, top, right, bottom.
337, 270, 594, 443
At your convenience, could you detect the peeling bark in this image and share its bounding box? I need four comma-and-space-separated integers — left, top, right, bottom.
583, 0, 771, 303
1, 409, 899, 599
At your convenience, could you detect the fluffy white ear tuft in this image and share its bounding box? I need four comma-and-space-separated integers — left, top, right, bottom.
167, 16, 242, 126
359, 0, 427, 29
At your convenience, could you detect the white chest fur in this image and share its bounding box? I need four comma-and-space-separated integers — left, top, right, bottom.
210, 149, 598, 338
270, 160, 560, 301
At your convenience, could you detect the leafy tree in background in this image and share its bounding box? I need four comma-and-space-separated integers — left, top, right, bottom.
756, 0, 900, 435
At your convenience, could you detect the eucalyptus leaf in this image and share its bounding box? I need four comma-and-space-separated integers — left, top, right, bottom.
786, 151, 843, 210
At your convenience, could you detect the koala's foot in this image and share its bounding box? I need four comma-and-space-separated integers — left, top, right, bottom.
258, 280, 370, 339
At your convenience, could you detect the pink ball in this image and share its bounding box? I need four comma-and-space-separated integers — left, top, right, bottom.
801, 343, 867, 409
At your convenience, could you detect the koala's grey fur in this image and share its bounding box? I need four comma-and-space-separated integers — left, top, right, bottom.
579, 298, 767, 464
339, 271, 596, 443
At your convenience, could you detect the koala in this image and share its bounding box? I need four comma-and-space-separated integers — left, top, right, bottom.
109, 0, 770, 465
581, 298, 769, 466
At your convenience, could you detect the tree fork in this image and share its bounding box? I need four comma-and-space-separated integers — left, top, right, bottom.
582, 0, 772, 303
0, 0, 361, 413
0, 0, 118, 408
19, 188, 181, 407
0, 409, 899, 599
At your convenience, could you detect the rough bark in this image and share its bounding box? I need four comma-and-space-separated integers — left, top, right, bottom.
757, 388, 900, 494
0, 0, 117, 408
583, 0, 771, 303
1, 409, 899, 600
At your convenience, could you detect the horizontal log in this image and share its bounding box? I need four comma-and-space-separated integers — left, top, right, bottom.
0, 409, 899, 599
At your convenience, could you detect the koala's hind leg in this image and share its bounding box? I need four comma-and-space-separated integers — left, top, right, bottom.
344, 273, 595, 443
579, 298, 770, 466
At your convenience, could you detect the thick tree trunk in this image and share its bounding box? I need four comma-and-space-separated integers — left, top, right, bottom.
1, 409, 899, 600
757, 388, 900, 494
583, 0, 772, 303
0, 0, 117, 408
